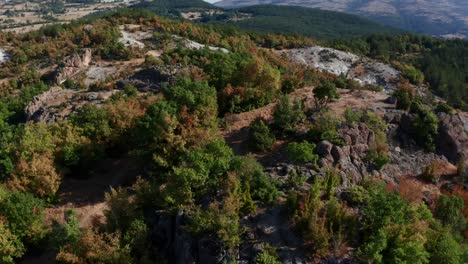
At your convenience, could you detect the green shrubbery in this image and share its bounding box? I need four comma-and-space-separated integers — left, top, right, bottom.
272, 94, 305, 134
287, 141, 318, 164
248, 119, 276, 152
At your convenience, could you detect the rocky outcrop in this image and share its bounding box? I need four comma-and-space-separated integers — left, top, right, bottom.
436, 113, 468, 167
277, 46, 400, 93
318, 124, 376, 184
117, 66, 180, 92
54, 49, 92, 84
25, 86, 116, 123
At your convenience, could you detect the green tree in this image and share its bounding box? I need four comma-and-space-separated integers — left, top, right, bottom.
248, 119, 276, 152
0, 190, 46, 244
272, 94, 305, 134
435, 195, 465, 234
0, 221, 25, 264
313, 81, 339, 110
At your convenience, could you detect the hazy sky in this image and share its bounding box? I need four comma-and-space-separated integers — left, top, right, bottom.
203, 0, 219, 3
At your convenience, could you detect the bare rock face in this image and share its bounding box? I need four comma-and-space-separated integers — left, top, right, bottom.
117, 66, 180, 92
25, 86, 74, 123
55, 49, 92, 84
436, 113, 468, 167
25, 86, 116, 124
318, 123, 376, 184
276, 46, 401, 93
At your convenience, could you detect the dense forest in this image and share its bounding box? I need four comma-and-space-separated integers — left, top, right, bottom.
213, 5, 402, 39
0, 6, 466, 264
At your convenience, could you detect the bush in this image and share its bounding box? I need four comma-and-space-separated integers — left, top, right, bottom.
412, 105, 439, 151
394, 86, 414, 111
421, 162, 440, 183
254, 251, 281, 264
308, 113, 344, 146
313, 81, 340, 110
272, 94, 305, 134
50, 210, 80, 248
366, 148, 389, 171
427, 229, 465, 264
287, 169, 307, 189
434, 102, 453, 114
248, 119, 276, 152
435, 195, 465, 234
287, 141, 318, 164
0, 190, 46, 244
0, 220, 25, 264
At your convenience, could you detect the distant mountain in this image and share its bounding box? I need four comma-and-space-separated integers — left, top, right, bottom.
214, 0, 468, 38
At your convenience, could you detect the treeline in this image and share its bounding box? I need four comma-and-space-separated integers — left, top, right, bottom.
330, 34, 468, 109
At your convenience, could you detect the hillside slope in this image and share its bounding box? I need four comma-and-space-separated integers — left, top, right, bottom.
214, 0, 468, 38
217, 5, 401, 39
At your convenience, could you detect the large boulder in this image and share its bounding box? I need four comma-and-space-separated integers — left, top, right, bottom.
436, 113, 468, 166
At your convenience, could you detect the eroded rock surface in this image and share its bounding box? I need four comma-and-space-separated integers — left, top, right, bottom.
437, 113, 468, 167
54, 49, 92, 84
277, 46, 400, 92
25, 86, 116, 123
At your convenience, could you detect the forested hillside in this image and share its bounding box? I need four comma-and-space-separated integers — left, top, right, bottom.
212, 5, 402, 39
0, 6, 466, 264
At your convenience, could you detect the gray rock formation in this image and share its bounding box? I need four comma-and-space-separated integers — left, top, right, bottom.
436, 113, 468, 167
24, 86, 116, 123
54, 49, 92, 84
276, 46, 400, 93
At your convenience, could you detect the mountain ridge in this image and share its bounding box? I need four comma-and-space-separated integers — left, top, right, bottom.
213, 0, 468, 38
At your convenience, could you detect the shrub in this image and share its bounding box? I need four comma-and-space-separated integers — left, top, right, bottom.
393, 86, 414, 111
287, 169, 307, 189
434, 102, 454, 114
412, 105, 439, 151
248, 119, 276, 152
308, 113, 344, 146
313, 81, 340, 110
50, 210, 80, 248
366, 148, 389, 171
435, 195, 465, 234
272, 94, 305, 134
287, 141, 318, 164
421, 162, 440, 183
231, 155, 278, 205
0, 190, 46, 244
56, 229, 133, 264
254, 251, 281, 264
0, 220, 25, 264
427, 229, 464, 264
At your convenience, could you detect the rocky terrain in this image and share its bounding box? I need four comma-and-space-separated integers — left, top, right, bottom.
214, 0, 468, 38
277, 46, 401, 93
0, 10, 465, 264
0, 48, 7, 63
